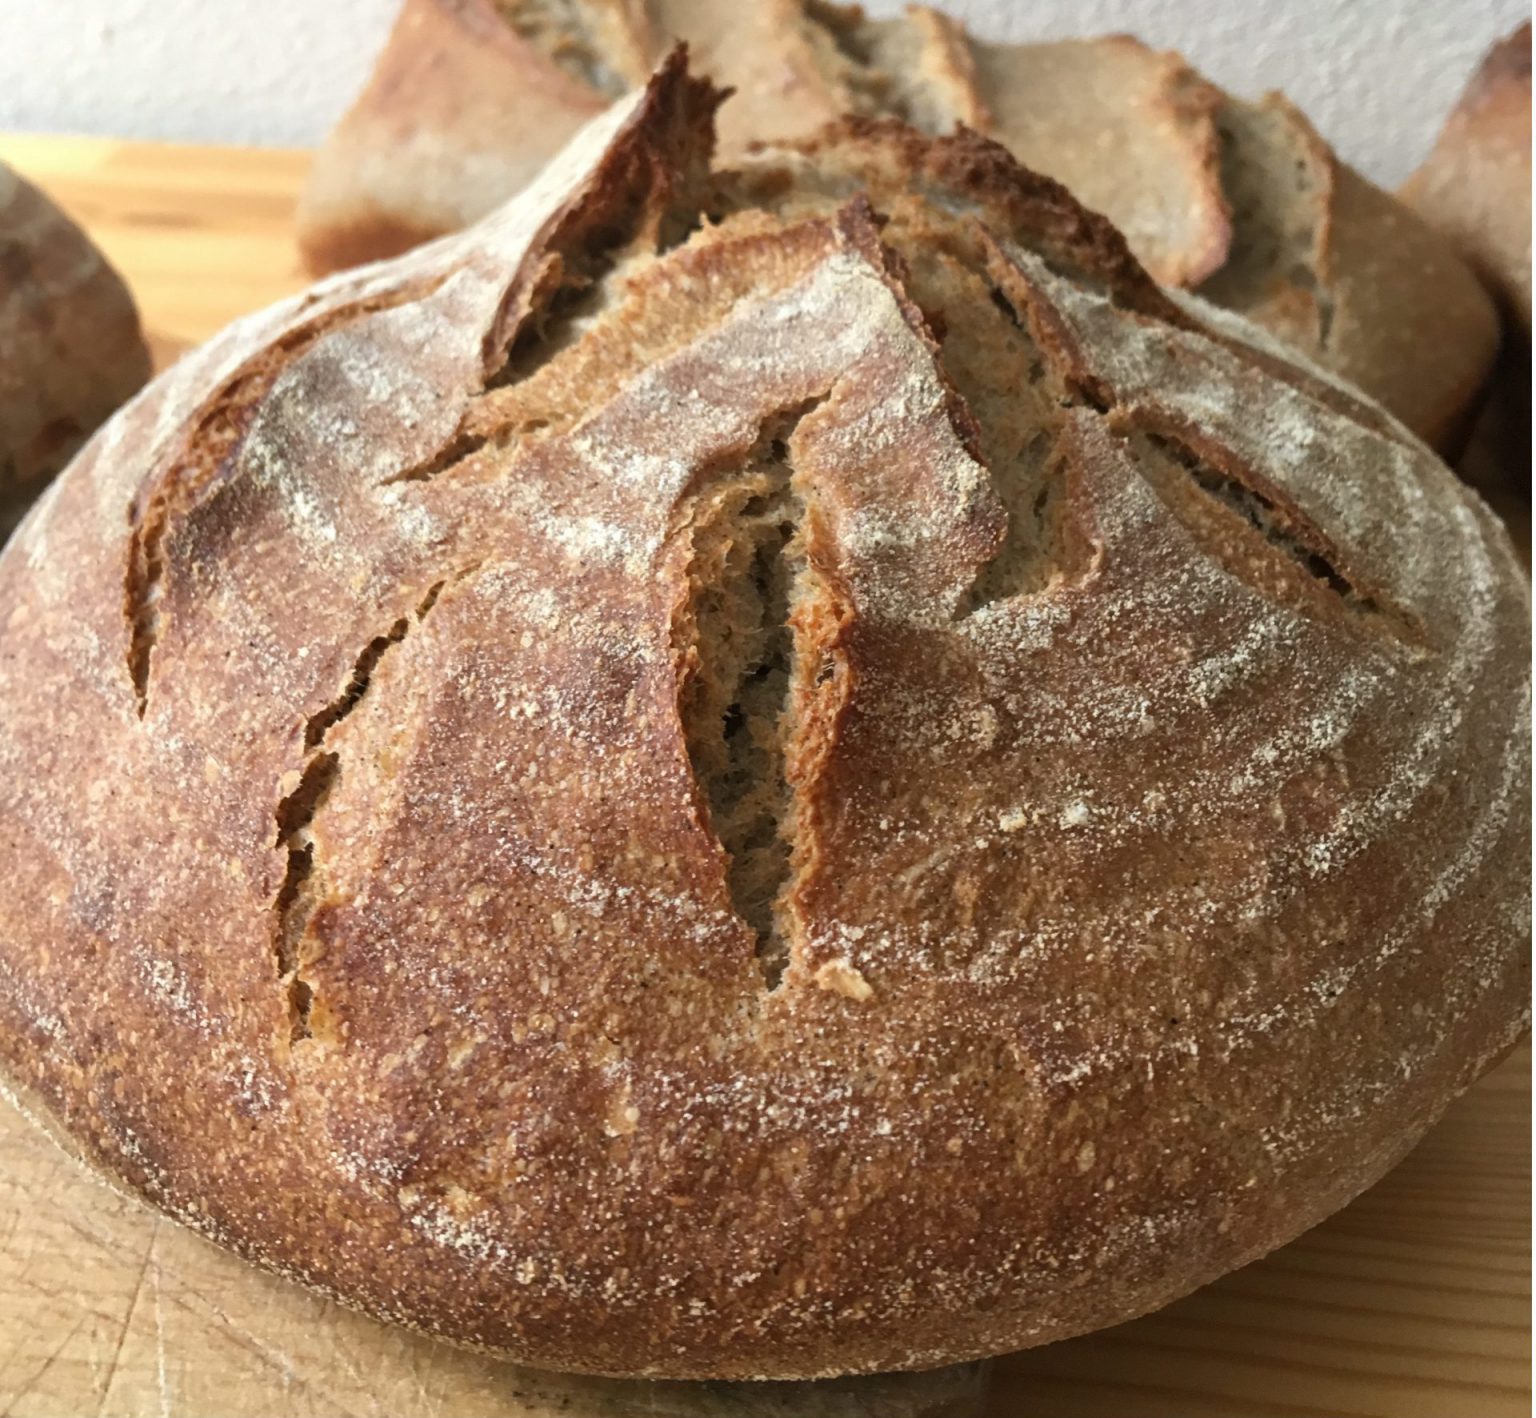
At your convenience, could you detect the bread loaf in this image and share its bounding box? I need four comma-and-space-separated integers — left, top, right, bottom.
1, 56, 1527, 1380
1402, 23, 1531, 332
0, 162, 151, 537
295, 1, 1499, 452
1402, 24, 1532, 494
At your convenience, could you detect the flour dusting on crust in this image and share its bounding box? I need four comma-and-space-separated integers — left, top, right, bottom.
0, 57, 1526, 1382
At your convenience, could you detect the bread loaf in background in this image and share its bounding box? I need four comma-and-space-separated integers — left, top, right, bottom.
0, 163, 151, 537
1, 56, 1527, 1380
1402, 22, 1531, 333
296, 0, 1500, 453
1402, 23, 1531, 497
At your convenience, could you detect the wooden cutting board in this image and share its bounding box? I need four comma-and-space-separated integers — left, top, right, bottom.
0, 134, 1528, 1418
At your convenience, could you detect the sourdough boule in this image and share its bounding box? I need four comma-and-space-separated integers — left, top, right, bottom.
0, 56, 1526, 1380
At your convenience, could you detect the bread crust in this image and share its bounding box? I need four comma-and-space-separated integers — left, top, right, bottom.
964, 31, 1230, 290
1402, 23, 1531, 331
1252, 94, 1502, 457
1, 58, 1528, 1381
294, 3, 1498, 455
295, 0, 621, 272
0, 163, 151, 535
1402, 24, 1532, 487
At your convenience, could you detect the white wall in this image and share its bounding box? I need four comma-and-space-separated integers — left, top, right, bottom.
0, 0, 1525, 185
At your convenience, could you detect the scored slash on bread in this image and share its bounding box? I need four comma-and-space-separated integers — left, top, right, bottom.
0, 53, 1527, 1381
0, 162, 152, 539
296, 0, 1500, 454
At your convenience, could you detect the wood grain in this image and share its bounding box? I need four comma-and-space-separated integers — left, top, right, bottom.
0, 1090, 986, 1418
0, 134, 1527, 1418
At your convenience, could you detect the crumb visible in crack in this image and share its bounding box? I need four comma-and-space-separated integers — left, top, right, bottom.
675, 404, 827, 989
124, 512, 167, 718
124, 392, 263, 718
272, 751, 338, 1043
304, 620, 409, 749
1154, 432, 1364, 602
1134, 427, 1413, 636
482, 59, 717, 377
963, 430, 1092, 611
904, 252, 1085, 613
302, 583, 443, 747
407, 110, 714, 486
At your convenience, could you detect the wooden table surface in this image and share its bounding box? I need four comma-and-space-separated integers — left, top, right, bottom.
0, 134, 1528, 1418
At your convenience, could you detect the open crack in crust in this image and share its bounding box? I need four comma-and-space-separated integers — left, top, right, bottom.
0, 55, 1527, 1381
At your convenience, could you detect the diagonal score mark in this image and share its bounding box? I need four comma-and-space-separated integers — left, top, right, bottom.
122, 281, 447, 721
1124, 420, 1422, 643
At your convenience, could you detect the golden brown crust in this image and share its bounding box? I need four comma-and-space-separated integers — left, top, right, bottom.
0, 163, 151, 535
1, 59, 1529, 1381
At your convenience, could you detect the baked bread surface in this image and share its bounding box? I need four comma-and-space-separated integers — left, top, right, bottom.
0, 162, 151, 535
1402, 22, 1531, 331
1402, 24, 1532, 491
0, 58, 1528, 1380
295, 0, 1499, 452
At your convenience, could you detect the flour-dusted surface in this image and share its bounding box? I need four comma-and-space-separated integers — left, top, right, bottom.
291, 2, 1500, 460
0, 60, 1527, 1382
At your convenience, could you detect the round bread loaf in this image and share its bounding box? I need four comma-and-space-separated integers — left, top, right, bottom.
0, 161, 151, 537
295, 0, 1500, 455
0, 58, 1527, 1381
